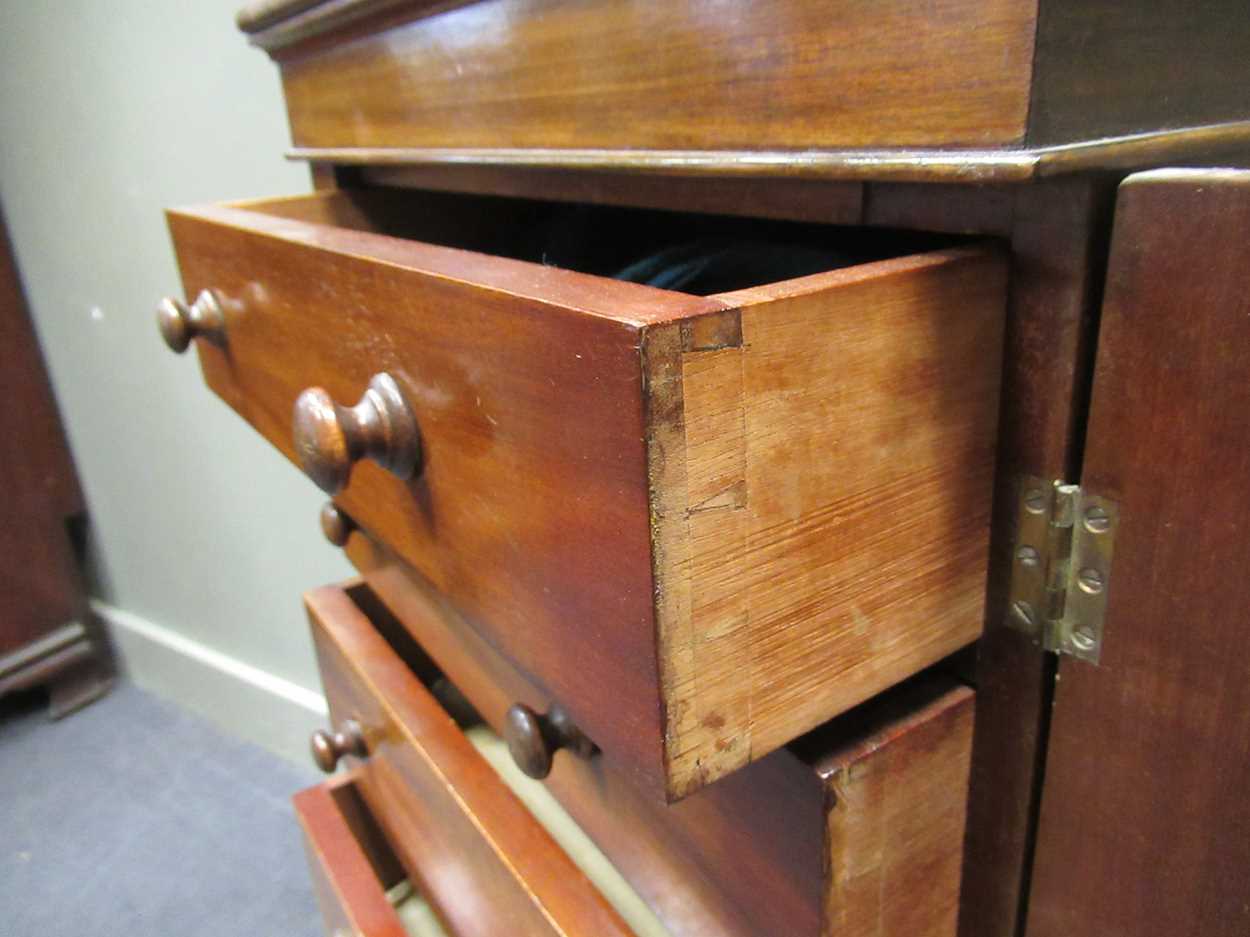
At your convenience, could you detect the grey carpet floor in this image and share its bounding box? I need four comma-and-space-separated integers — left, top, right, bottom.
0, 681, 323, 937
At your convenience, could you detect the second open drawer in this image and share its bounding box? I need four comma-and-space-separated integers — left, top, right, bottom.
307, 570, 975, 937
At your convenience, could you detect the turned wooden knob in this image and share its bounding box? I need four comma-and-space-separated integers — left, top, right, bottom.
292, 372, 421, 495
503, 702, 596, 780
310, 719, 367, 773
156, 289, 225, 353
320, 502, 356, 547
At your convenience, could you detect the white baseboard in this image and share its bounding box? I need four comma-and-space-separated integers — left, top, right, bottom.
95, 601, 327, 769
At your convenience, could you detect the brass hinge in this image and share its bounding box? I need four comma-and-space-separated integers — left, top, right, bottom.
1005, 476, 1119, 664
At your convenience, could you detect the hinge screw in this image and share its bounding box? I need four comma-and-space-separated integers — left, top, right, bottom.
1076, 567, 1105, 594
1070, 624, 1097, 652
1084, 506, 1111, 534
1010, 600, 1037, 628
1023, 489, 1048, 514
1015, 545, 1041, 568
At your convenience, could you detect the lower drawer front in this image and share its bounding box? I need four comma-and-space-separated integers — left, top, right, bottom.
306, 584, 638, 937
294, 774, 424, 937
348, 540, 976, 937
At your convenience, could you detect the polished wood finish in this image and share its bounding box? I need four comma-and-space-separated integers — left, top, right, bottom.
256, 0, 1249, 185
294, 774, 410, 937
957, 177, 1113, 937
292, 372, 422, 495
502, 702, 596, 780
338, 560, 976, 937
1027, 0, 1250, 146
311, 718, 368, 772
864, 183, 1016, 237
0, 205, 111, 714
273, 0, 1036, 152
1026, 170, 1250, 937
303, 144, 1042, 183
168, 189, 685, 796
306, 582, 638, 937
1, 213, 82, 654
347, 539, 772, 937
291, 121, 1250, 184
169, 189, 1005, 798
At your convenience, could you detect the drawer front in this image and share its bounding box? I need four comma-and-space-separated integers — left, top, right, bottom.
348, 541, 975, 937
168, 189, 703, 795
294, 776, 412, 937
306, 583, 638, 937
169, 188, 1004, 800
254, 0, 1036, 152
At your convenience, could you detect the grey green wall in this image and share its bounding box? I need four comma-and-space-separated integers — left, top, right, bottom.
0, 1, 353, 702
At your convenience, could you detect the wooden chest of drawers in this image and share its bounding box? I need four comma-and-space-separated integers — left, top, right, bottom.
160, 3, 1250, 935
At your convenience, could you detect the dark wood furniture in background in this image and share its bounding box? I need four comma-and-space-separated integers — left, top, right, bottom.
159, 3, 1249, 935
0, 209, 113, 716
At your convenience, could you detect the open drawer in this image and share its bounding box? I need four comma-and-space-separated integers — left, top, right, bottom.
295, 774, 446, 937
312, 568, 976, 937
304, 580, 668, 937
166, 187, 1005, 800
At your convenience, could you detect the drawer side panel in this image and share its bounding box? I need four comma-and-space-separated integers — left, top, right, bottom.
820, 683, 975, 937
650, 248, 1006, 796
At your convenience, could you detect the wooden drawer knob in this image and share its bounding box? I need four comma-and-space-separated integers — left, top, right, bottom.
310, 719, 367, 773
292, 373, 421, 495
503, 702, 597, 780
156, 289, 224, 353
320, 502, 356, 547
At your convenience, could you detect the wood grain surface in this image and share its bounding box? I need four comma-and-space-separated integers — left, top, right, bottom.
0, 207, 110, 715
649, 248, 1006, 795
286, 120, 1250, 184
274, 0, 1036, 151
346, 537, 790, 937
330, 559, 975, 936
0, 208, 85, 657
307, 583, 639, 937
815, 680, 975, 937
1026, 169, 1250, 937
294, 774, 410, 937
956, 176, 1114, 937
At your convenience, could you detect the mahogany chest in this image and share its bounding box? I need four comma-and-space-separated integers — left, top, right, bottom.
159, 3, 1250, 935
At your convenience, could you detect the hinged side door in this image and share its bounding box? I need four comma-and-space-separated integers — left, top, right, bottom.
1026, 169, 1250, 937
